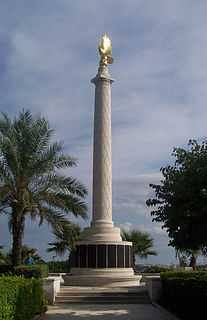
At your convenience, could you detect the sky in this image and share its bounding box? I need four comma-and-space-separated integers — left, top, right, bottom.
0, 0, 207, 265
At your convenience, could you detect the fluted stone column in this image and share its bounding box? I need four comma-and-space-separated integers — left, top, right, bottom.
83, 66, 121, 242
92, 67, 113, 224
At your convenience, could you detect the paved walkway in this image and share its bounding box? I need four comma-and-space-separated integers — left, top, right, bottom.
39, 304, 172, 320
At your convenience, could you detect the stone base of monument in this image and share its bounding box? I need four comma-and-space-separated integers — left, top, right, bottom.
63, 268, 141, 287
62, 239, 141, 287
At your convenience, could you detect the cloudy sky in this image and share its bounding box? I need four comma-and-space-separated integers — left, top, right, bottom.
0, 0, 207, 264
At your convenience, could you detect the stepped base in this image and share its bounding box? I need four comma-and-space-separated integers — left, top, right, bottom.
63, 268, 141, 287
55, 285, 150, 304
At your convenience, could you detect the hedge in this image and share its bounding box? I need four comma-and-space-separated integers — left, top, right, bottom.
14, 264, 48, 278
143, 266, 173, 273
0, 275, 47, 320
0, 264, 48, 279
160, 271, 207, 320
0, 265, 13, 275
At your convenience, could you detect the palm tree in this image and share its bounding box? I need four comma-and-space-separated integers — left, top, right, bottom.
47, 223, 83, 272
0, 110, 88, 266
121, 228, 157, 269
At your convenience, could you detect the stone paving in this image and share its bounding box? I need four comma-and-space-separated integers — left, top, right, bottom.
39, 304, 172, 320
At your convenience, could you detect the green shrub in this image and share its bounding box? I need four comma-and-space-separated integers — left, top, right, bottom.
14, 264, 48, 279
0, 265, 13, 276
0, 275, 47, 320
143, 266, 172, 273
160, 271, 207, 320
47, 260, 68, 273
161, 270, 207, 280
0, 264, 48, 278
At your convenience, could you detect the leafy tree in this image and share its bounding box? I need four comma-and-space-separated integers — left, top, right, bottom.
146, 139, 207, 258
176, 249, 206, 271
47, 223, 83, 272
121, 228, 157, 268
0, 110, 88, 266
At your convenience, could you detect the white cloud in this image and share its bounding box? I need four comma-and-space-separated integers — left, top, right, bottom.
119, 222, 133, 231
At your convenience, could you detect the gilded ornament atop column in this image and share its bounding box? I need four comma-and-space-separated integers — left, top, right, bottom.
99, 35, 114, 67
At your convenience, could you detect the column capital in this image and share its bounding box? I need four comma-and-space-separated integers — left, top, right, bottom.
91, 66, 115, 84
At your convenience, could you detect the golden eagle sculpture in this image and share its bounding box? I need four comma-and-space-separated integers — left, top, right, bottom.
99, 35, 114, 67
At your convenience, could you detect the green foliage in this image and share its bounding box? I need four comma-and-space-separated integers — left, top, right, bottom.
121, 229, 157, 267
6, 244, 43, 265
0, 275, 47, 320
143, 266, 172, 273
160, 271, 207, 320
48, 224, 83, 255
147, 140, 207, 253
47, 224, 83, 271
14, 264, 48, 279
0, 265, 13, 276
161, 270, 207, 281
0, 264, 48, 278
47, 260, 68, 273
0, 109, 88, 265
0, 246, 9, 265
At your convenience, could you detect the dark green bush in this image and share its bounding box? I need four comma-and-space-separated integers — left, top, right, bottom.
0, 264, 48, 278
160, 271, 207, 320
161, 270, 207, 280
0, 275, 47, 320
14, 264, 48, 279
0, 264, 48, 279
143, 266, 172, 273
0, 265, 13, 275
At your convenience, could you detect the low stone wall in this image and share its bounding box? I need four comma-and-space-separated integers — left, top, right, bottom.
44, 277, 61, 304
138, 273, 160, 282
48, 273, 66, 283
145, 276, 163, 303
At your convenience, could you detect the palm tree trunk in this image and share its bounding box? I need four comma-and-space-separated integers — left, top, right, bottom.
12, 211, 25, 266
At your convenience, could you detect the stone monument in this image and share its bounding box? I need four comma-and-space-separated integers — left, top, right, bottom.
63, 36, 141, 286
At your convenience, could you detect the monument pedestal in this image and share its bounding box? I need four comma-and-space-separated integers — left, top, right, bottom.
63, 268, 141, 287
63, 235, 140, 286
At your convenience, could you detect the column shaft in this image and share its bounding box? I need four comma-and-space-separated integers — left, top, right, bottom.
92, 77, 112, 222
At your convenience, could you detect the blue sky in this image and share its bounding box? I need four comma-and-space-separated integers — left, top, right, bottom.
1, 0, 207, 264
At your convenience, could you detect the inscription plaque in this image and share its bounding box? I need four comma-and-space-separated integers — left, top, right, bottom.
80, 245, 87, 268
130, 246, 133, 267
88, 245, 96, 268
74, 245, 80, 268
108, 245, 116, 267
98, 245, 106, 268
125, 246, 129, 267
117, 245, 124, 267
